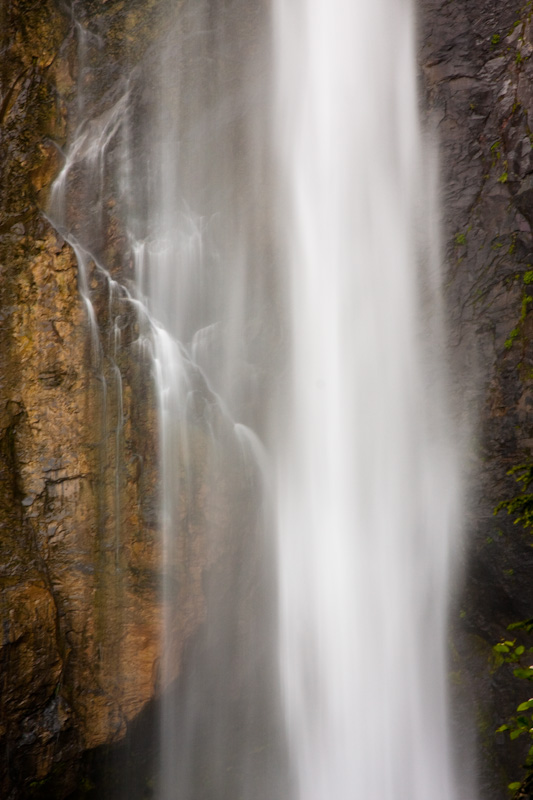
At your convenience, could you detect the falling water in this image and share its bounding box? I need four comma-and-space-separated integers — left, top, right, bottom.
47, 0, 465, 797
273, 1, 463, 800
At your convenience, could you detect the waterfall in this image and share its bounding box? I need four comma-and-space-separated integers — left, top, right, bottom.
46, 0, 465, 797
272, 1, 463, 799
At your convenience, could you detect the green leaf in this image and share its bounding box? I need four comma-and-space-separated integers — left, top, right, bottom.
515, 646, 526, 656
508, 782, 522, 791
496, 724, 509, 732
517, 700, 533, 711
510, 729, 524, 739
513, 667, 533, 680
509, 619, 533, 633
495, 643, 511, 653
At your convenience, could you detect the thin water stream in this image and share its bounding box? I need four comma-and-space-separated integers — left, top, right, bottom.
47, 0, 466, 797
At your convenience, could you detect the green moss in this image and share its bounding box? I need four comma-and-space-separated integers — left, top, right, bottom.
449, 670, 463, 687
503, 290, 532, 351
508, 234, 518, 255
520, 293, 532, 321
504, 568, 515, 577
505, 327, 520, 350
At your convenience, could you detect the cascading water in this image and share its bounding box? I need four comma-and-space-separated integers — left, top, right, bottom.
272, 1, 464, 799
47, 0, 467, 797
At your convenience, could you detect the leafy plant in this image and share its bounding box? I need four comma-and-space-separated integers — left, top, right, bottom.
494, 621, 533, 793
494, 464, 533, 527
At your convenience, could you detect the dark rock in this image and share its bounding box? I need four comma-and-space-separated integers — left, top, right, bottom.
420, 0, 533, 795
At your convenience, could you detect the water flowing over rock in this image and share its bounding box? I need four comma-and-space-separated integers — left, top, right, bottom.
2, 0, 533, 798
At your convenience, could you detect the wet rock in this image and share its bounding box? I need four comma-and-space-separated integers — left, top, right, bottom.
511, 174, 533, 229
0, 2, 266, 796
0, 0, 173, 796
420, 0, 533, 795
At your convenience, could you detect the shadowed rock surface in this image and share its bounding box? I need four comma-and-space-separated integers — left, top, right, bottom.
421, 0, 533, 795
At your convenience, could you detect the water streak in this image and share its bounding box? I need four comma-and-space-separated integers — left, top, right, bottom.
272, 1, 463, 799
47, 1, 466, 797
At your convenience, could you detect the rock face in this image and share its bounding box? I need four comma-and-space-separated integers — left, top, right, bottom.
0, 1, 228, 796
1, 1, 273, 797
420, 0, 533, 795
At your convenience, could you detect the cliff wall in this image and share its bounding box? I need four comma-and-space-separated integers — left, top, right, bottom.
0, 1, 271, 797
0, 2, 199, 796
421, 0, 533, 794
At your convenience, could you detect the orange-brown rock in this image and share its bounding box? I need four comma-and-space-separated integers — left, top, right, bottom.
0, 1, 268, 794
0, 1, 215, 796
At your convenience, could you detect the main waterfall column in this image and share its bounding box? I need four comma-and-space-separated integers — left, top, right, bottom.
272, 1, 464, 798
